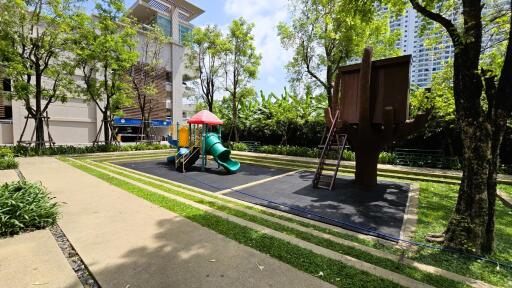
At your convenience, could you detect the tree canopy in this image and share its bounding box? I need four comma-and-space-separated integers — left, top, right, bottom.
72, 0, 138, 144
277, 0, 401, 105
0, 0, 80, 150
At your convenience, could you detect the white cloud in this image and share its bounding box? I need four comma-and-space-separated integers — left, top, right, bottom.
223, 0, 291, 84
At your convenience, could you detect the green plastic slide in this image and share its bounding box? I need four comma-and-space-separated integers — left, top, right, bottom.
204, 132, 240, 173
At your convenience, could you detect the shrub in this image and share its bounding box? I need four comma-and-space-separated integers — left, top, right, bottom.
0, 147, 18, 170
231, 142, 249, 152
378, 152, 397, 165
9, 143, 169, 157
0, 147, 13, 158
0, 157, 18, 170
0, 181, 59, 237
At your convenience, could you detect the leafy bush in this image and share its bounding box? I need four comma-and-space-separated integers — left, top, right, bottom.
0, 147, 18, 170
0, 157, 18, 170
0, 181, 59, 237
0, 147, 13, 158
257, 145, 319, 158
9, 143, 169, 157
378, 152, 397, 165
231, 142, 249, 152
342, 150, 356, 161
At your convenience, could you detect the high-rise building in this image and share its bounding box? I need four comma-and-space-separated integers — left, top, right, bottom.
386, 1, 509, 88
387, 7, 455, 88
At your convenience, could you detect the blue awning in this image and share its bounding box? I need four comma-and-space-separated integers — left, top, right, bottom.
113, 117, 172, 127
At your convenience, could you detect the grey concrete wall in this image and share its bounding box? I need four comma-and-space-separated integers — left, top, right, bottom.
0, 122, 13, 144
11, 99, 101, 145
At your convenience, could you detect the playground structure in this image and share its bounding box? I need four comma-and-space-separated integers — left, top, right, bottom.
314, 47, 428, 189
167, 110, 240, 174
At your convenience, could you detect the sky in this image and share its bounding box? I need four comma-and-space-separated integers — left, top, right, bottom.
192, 0, 292, 95
85, 0, 292, 96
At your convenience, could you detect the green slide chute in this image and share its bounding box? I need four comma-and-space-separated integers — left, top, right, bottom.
204, 132, 240, 173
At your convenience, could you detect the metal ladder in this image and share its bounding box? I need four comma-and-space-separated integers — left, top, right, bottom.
313, 111, 348, 191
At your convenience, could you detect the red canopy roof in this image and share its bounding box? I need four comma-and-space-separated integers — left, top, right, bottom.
187, 110, 224, 125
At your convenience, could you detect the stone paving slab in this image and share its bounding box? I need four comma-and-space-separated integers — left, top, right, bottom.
18, 157, 334, 288
0, 169, 19, 183
0, 230, 81, 288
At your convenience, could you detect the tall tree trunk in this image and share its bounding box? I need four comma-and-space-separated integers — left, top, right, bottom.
444, 118, 492, 253
103, 112, 110, 145
229, 91, 238, 143
34, 73, 45, 152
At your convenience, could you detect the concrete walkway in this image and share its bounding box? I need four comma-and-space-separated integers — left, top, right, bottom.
0, 169, 19, 183
0, 169, 81, 288
0, 230, 81, 288
18, 157, 334, 288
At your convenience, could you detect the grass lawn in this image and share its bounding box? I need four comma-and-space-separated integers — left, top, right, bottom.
498, 184, 512, 197
62, 154, 512, 287
408, 182, 512, 286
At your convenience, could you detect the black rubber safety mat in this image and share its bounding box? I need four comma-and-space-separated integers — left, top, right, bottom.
224, 171, 410, 240
117, 159, 291, 192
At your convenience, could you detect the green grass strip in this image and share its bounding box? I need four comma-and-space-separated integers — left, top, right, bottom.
84, 159, 466, 288
60, 157, 402, 288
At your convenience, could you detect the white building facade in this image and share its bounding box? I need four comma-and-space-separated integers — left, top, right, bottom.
0, 0, 203, 145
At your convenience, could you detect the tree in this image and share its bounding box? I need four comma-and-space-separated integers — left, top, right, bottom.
277, 0, 401, 105
184, 25, 229, 113
408, 0, 511, 254
0, 0, 79, 151
73, 0, 138, 144
224, 18, 261, 142
129, 25, 168, 141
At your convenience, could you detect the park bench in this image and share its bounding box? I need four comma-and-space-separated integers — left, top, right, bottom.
394, 148, 449, 168
241, 141, 261, 152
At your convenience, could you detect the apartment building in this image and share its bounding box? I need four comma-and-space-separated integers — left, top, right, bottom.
0, 0, 203, 145
386, 1, 509, 87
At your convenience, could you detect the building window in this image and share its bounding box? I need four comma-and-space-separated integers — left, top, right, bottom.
2, 78, 11, 92
156, 15, 172, 37
179, 24, 192, 44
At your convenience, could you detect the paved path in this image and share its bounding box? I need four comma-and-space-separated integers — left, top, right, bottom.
0, 169, 19, 183
0, 230, 81, 288
0, 169, 81, 288
18, 157, 334, 288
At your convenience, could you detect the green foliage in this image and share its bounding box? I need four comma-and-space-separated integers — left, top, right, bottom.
184, 25, 230, 112
0, 147, 13, 158
128, 25, 168, 139
0, 0, 81, 150
231, 142, 249, 152
277, 0, 401, 102
224, 18, 261, 142
72, 0, 138, 143
9, 143, 168, 157
0, 158, 18, 170
0, 147, 18, 170
218, 86, 327, 146
0, 181, 59, 237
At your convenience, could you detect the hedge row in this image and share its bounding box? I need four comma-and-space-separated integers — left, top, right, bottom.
4, 143, 169, 157
231, 143, 397, 165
